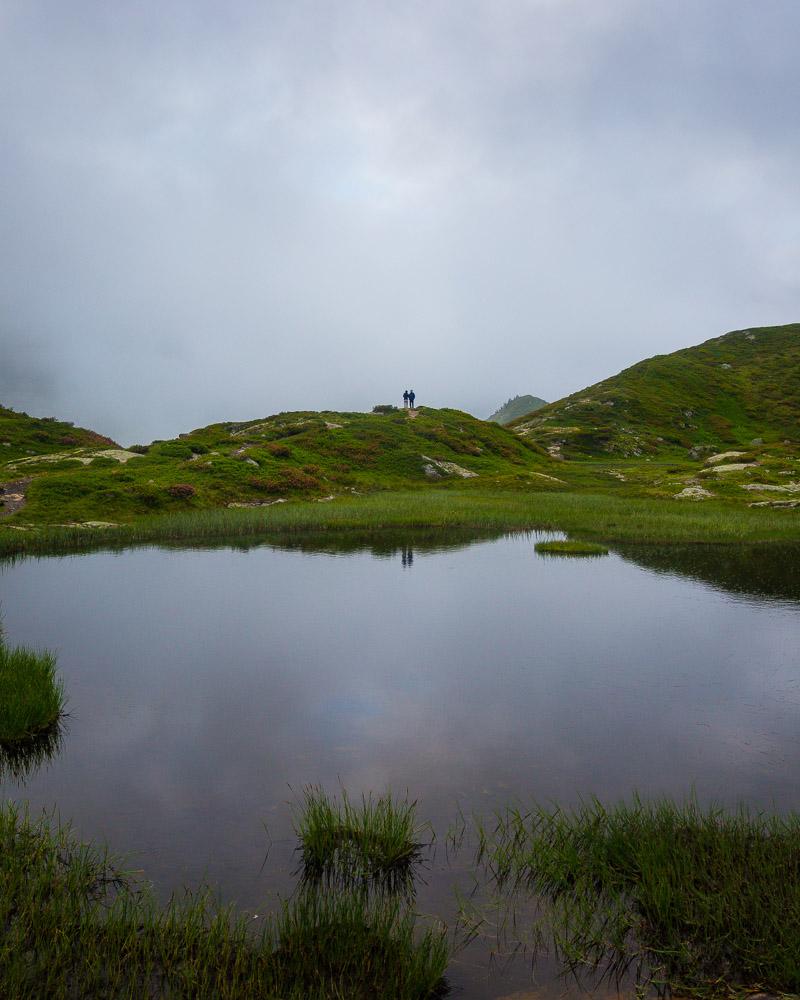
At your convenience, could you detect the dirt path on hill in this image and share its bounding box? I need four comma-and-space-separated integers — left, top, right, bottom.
406, 408, 419, 420
0, 478, 30, 519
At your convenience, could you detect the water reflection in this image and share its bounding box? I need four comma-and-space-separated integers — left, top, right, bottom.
0, 720, 64, 783
615, 542, 800, 603
1, 532, 799, 998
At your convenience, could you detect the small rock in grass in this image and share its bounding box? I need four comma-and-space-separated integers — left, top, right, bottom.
673, 486, 715, 500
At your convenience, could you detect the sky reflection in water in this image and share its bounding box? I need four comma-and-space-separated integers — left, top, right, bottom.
2, 534, 799, 997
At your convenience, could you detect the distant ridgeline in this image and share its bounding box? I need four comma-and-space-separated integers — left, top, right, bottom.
487, 395, 547, 425
510, 324, 800, 459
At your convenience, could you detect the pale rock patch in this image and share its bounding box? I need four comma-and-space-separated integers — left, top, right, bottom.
420, 455, 477, 478
699, 462, 758, 475
227, 498, 287, 508
674, 486, 715, 500
531, 472, 566, 484
741, 481, 800, 493
705, 451, 747, 465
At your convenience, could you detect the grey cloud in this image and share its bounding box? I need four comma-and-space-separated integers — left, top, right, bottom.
1, 0, 799, 441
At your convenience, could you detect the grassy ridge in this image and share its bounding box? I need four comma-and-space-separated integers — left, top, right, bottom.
468, 798, 800, 995
511, 324, 800, 458
1, 406, 556, 524
2, 325, 799, 531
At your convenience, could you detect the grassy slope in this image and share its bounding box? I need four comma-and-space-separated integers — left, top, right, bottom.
487, 394, 547, 424
0, 404, 116, 464
510, 324, 800, 458
2, 323, 799, 544
0, 407, 560, 524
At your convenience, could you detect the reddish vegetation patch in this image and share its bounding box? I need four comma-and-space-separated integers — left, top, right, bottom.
167, 484, 196, 499
248, 469, 320, 493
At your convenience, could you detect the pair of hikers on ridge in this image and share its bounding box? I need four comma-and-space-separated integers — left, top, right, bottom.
402, 389, 416, 409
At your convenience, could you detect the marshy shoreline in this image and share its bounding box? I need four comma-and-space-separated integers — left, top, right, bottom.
2, 488, 799, 560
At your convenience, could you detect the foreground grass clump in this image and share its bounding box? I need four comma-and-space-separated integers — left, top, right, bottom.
0, 629, 64, 742
0, 804, 448, 1000
294, 787, 427, 890
472, 798, 800, 996
534, 540, 608, 556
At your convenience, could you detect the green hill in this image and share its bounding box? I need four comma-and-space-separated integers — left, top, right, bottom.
487, 395, 547, 425
510, 324, 800, 459
0, 405, 116, 464
1, 407, 560, 523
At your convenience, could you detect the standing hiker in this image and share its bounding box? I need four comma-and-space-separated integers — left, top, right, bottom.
408, 389, 416, 409
403, 390, 409, 408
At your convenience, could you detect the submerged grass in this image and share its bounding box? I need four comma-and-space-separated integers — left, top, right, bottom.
294, 787, 428, 890
470, 797, 800, 996
0, 628, 64, 742
534, 540, 609, 556
0, 803, 449, 999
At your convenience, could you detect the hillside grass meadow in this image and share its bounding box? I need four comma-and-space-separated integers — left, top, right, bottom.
1, 325, 799, 552
511, 324, 800, 459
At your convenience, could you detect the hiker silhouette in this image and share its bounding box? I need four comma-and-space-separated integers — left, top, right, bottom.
408, 389, 416, 408
403, 390, 409, 408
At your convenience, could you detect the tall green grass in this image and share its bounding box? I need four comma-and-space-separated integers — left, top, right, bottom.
2, 489, 799, 560
0, 628, 64, 742
0, 804, 449, 999
293, 787, 428, 891
469, 797, 800, 996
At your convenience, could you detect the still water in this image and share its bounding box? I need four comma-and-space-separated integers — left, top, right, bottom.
2, 532, 799, 997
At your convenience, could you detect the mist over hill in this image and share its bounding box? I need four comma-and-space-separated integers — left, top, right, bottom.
487, 395, 548, 425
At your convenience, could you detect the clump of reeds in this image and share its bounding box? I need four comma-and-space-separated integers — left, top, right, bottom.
0, 804, 449, 999
273, 887, 449, 998
0, 626, 64, 742
293, 787, 429, 891
534, 539, 608, 556
471, 796, 800, 996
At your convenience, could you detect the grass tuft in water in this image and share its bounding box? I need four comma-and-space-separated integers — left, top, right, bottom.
0, 804, 449, 999
273, 887, 449, 998
471, 797, 800, 996
534, 540, 609, 556
0, 627, 64, 742
294, 787, 428, 890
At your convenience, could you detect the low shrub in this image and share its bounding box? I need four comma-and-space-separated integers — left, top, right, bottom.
167, 484, 197, 499
372, 404, 398, 414
266, 443, 291, 458
249, 469, 320, 494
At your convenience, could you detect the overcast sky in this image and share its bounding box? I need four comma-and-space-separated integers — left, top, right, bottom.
2, 1, 799, 444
